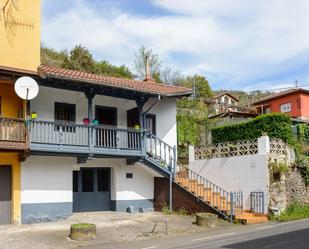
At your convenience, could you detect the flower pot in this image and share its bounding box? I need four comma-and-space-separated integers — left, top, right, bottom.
70, 223, 96, 241
196, 213, 218, 228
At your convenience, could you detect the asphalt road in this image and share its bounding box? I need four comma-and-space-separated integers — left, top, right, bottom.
80, 219, 309, 249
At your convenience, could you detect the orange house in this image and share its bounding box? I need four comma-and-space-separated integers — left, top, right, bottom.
253, 88, 309, 119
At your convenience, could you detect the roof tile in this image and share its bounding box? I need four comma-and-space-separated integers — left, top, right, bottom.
38, 65, 192, 97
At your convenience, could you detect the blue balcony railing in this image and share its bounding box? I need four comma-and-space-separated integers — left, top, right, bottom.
29, 120, 143, 156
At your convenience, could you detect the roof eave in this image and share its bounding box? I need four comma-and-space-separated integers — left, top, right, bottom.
39, 73, 193, 98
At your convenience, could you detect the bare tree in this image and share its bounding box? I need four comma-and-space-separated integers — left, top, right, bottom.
133, 46, 161, 80
160, 66, 182, 85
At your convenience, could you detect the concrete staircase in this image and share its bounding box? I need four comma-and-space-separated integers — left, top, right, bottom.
144, 133, 268, 224
175, 165, 268, 224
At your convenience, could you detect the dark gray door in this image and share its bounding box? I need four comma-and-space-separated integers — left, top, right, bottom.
0, 166, 11, 224
73, 168, 111, 212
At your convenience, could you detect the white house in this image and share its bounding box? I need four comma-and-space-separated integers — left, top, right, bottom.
20, 65, 192, 223
212, 92, 239, 114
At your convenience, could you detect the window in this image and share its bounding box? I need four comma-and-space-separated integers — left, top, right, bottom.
82, 169, 94, 192
126, 173, 133, 179
280, 103, 291, 113
95, 106, 117, 126
54, 102, 76, 132
55, 102, 76, 122
145, 114, 156, 135
97, 168, 110, 192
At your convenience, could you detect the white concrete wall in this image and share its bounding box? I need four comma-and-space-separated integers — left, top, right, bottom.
189, 154, 269, 212
21, 156, 73, 204
21, 156, 157, 204
30, 86, 177, 147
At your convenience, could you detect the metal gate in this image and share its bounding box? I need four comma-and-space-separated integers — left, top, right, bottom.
250, 191, 265, 214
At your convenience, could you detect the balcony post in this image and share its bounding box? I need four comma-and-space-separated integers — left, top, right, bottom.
85, 90, 95, 153
136, 98, 146, 155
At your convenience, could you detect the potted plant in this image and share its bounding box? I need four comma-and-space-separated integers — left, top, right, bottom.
83, 118, 90, 125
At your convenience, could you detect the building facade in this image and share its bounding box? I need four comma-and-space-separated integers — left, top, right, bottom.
0, 0, 41, 225
253, 88, 309, 120
18, 67, 192, 223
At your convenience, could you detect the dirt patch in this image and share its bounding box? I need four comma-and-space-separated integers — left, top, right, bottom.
0, 212, 232, 249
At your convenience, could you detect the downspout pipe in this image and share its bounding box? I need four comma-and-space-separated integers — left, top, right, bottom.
142, 95, 174, 211
142, 95, 161, 128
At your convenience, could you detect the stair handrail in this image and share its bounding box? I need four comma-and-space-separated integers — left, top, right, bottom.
145, 132, 176, 172
177, 164, 243, 220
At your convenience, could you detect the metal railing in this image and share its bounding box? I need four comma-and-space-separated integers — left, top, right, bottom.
146, 133, 176, 170
250, 191, 265, 214
0, 117, 26, 142
177, 164, 243, 221
30, 120, 142, 152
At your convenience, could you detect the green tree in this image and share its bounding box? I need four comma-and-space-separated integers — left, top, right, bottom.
95, 60, 133, 79
180, 75, 212, 99
62, 45, 97, 73
41, 46, 68, 67
41, 45, 134, 79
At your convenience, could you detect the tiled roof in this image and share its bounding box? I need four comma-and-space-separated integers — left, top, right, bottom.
213, 92, 239, 101
38, 65, 193, 97
253, 88, 309, 105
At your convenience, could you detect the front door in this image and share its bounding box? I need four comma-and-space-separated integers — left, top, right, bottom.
0, 166, 11, 224
73, 168, 111, 212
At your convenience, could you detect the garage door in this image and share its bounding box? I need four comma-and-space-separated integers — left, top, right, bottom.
73, 168, 111, 212
0, 166, 11, 224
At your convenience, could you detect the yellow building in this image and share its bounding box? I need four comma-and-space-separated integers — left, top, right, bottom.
0, 0, 41, 224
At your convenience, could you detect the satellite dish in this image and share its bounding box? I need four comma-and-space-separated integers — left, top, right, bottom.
14, 76, 39, 100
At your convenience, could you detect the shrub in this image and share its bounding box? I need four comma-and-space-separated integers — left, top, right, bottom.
274, 203, 309, 222
161, 203, 172, 215
269, 162, 289, 181
175, 207, 188, 216
211, 113, 293, 144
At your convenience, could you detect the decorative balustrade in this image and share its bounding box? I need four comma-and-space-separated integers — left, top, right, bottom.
0, 117, 26, 142
30, 120, 89, 147
30, 120, 142, 155
0, 117, 27, 150
95, 125, 141, 150
194, 139, 258, 160
269, 138, 288, 156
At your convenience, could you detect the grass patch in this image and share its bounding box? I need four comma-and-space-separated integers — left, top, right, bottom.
273, 203, 309, 222
71, 223, 95, 229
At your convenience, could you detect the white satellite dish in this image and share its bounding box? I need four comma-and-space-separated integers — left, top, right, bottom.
14, 76, 39, 100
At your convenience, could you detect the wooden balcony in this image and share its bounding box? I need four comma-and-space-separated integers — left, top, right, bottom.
29, 120, 143, 157
0, 117, 28, 151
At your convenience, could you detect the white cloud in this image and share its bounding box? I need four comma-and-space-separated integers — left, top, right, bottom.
42, 0, 309, 89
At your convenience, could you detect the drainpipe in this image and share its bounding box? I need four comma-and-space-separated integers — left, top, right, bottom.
143, 95, 175, 212
142, 95, 161, 125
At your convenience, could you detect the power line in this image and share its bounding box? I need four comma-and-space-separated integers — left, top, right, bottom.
237, 83, 309, 94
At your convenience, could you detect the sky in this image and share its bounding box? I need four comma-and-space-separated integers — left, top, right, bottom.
42, 0, 309, 91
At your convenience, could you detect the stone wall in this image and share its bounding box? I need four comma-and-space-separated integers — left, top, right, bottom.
286, 170, 309, 204
269, 168, 309, 214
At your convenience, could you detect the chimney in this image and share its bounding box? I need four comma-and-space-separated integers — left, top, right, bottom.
144, 55, 154, 82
